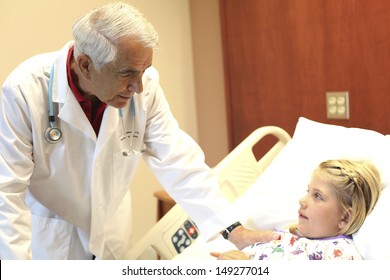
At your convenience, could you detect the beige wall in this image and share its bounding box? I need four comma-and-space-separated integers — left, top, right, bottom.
0, 0, 227, 250
190, 0, 228, 167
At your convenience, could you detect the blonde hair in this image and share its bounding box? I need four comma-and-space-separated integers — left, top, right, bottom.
314, 159, 382, 235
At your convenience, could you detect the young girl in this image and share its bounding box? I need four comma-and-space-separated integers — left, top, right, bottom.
211, 159, 382, 260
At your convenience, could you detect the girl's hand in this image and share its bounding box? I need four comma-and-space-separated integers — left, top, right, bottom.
210, 250, 249, 260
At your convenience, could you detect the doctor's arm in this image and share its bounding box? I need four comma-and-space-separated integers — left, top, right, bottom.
0, 83, 34, 259
140, 80, 237, 240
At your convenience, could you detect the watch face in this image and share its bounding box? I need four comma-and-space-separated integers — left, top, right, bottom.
222, 230, 229, 239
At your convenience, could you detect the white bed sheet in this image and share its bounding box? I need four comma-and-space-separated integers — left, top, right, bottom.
174, 117, 390, 260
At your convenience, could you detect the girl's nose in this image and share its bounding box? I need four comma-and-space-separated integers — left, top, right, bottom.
299, 195, 307, 208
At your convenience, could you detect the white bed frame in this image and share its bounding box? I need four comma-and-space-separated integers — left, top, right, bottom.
126, 126, 291, 260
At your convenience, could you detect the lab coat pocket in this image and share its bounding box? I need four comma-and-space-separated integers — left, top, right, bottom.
113, 150, 142, 199
31, 214, 73, 260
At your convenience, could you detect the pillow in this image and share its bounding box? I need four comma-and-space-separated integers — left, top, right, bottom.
291, 118, 390, 188
232, 117, 390, 259
353, 187, 390, 259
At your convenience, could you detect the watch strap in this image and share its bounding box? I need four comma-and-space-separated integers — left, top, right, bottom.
222, 221, 242, 239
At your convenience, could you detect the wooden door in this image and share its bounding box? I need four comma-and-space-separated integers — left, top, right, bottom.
220, 0, 390, 153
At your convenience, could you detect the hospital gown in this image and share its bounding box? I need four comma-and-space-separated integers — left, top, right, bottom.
242, 230, 362, 260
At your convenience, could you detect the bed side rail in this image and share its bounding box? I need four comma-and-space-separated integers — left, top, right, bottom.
214, 126, 291, 201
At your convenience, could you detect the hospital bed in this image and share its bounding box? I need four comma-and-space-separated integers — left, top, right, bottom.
127, 117, 390, 260
126, 125, 291, 259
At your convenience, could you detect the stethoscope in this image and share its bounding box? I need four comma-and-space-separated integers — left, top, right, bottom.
119, 97, 145, 156
45, 64, 145, 155
44, 65, 62, 144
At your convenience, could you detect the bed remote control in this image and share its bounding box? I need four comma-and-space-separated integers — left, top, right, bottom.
171, 219, 198, 253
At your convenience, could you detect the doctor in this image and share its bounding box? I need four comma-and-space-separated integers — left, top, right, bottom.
0, 2, 277, 259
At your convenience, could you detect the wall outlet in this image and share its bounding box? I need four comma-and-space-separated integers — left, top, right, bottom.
326, 92, 349, 119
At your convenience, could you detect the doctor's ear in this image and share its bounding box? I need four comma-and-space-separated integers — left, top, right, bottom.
76, 54, 93, 79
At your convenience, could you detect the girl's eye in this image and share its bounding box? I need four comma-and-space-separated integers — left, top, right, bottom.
314, 193, 323, 200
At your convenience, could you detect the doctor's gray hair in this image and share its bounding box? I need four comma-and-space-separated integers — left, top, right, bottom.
72, 2, 159, 70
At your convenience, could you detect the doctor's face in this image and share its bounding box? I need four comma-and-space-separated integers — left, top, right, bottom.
89, 39, 153, 108
297, 174, 347, 239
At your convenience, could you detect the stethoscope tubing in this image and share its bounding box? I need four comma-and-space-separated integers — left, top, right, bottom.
48, 64, 56, 128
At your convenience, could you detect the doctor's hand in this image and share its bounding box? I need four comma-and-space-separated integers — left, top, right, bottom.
228, 226, 280, 250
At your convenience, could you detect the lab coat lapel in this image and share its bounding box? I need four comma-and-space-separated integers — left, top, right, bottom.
95, 106, 119, 155
57, 92, 96, 141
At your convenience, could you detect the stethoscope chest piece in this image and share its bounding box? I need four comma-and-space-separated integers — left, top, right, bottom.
44, 126, 62, 144
45, 64, 63, 144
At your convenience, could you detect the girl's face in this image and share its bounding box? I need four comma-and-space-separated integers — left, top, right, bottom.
297, 174, 349, 238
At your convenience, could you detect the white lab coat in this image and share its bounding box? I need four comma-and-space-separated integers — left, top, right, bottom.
0, 42, 238, 259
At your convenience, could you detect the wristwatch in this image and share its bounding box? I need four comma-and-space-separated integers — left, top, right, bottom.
222, 221, 242, 239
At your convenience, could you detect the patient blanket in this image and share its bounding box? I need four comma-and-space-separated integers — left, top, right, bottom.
243, 230, 362, 260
